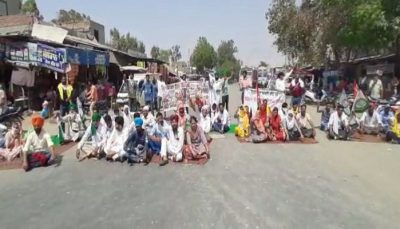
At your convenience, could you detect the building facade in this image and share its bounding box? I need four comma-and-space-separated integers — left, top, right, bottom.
59, 20, 105, 45
0, 0, 21, 16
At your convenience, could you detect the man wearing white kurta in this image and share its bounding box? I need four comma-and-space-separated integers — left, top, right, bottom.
328, 106, 350, 140
159, 115, 184, 166
105, 116, 128, 160
76, 114, 113, 159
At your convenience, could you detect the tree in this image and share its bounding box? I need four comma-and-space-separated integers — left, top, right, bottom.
151, 46, 161, 59
159, 49, 171, 63
52, 9, 90, 24
21, 0, 37, 14
266, 0, 400, 67
216, 40, 240, 76
21, 0, 42, 20
109, 28, 146, 54
191, 37, 217, 72
170, 45, 182, 64
259, 61, 268, 67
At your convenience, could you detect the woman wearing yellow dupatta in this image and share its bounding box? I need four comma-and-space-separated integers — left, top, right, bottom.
235, 106, 250, 138
386, 112, 400, 144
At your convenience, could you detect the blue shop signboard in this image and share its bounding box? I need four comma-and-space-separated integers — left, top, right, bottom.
37, 43, 66, 72
67, 47, 88, 65
88, 51, 109, 66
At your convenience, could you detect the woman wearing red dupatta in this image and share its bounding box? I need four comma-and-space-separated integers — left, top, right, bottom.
267, 107, 286, 141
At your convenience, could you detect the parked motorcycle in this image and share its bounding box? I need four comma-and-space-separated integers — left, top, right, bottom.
0, 107, 24, 128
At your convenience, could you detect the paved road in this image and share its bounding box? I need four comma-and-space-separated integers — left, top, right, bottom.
1, 83, 400, 229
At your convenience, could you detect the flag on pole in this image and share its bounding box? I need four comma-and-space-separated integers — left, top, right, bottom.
353, 80, 359, 97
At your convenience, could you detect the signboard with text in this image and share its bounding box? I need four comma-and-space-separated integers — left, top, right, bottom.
37, 43, 66, 72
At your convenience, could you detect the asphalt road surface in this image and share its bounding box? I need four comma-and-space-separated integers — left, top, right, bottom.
1, 83, 399, 229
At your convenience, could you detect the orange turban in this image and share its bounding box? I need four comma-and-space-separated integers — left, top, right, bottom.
32, 115, 44, 128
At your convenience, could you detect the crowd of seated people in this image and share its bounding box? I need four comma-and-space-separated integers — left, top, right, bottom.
234, 99, 317, 143
317, 102, 400, 143
71, 101, 218, 167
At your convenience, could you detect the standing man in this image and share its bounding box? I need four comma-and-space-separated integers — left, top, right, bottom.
0, 84, 7, 115
142, 75, 154, 107
239, 71, 252, 104
152, 78, 158, 111
86, 79, 98, 116
275, 72, 286, 92
57, 76, 73, 117
290, 75, 305, 107
368, 70, 383, 100
221, 73, 232, 111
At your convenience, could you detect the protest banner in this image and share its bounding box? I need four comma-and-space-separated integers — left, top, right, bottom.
243, 88, 286, 114
161, 81, 210, 111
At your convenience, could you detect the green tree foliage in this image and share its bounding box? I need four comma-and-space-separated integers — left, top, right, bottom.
216, 40, 240, 76
170, 45, 182, 63
21, 0, 37, 14
151, 46, 160, 59
266, 0, 400, 67
259, 61, 269, 67
159, 49, 172, 63
21, 0, 42, 19
109, 28, 146, 54
190, 37, 217, 72
52, 9, 90, 24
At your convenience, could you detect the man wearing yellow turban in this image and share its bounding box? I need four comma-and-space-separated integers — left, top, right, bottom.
22, 115, 55, 171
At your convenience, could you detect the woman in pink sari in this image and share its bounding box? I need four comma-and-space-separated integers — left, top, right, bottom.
0, 122, 23, 161
184, 116, 210, 161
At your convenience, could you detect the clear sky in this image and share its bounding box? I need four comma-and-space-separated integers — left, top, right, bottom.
36, 0, 286, 67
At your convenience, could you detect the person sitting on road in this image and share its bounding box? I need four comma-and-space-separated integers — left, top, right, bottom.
266, 107, 286, 142
328, 105, 350, 140
251, 108, 268, 143
210, 103, 219, 126
177, 102, 188, 129
284, 110, 302, 141
251, 100, 270, 132
317, 102, 332, 131
379, 105, 395, 133
105, 116, 128, 161
40, 100, 50, 119
235, 105, 250, 138
22, 115, 56, 171
159, 115, 185, 166
199, 105, 212, 142
359, 104, 381, 135
0, 122, 23, 162
122, 105, 132, 132
76, 113, 113, 160
57, 103, 85, 142
147, 112, 171, 161
123, 117, 149, 165
184, 116, 210, 161
212, 103, 230, 134
141, 105, 155, 133
385, 112, 400, 144
278, 102, 289, 120
296, 104, 316, 138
